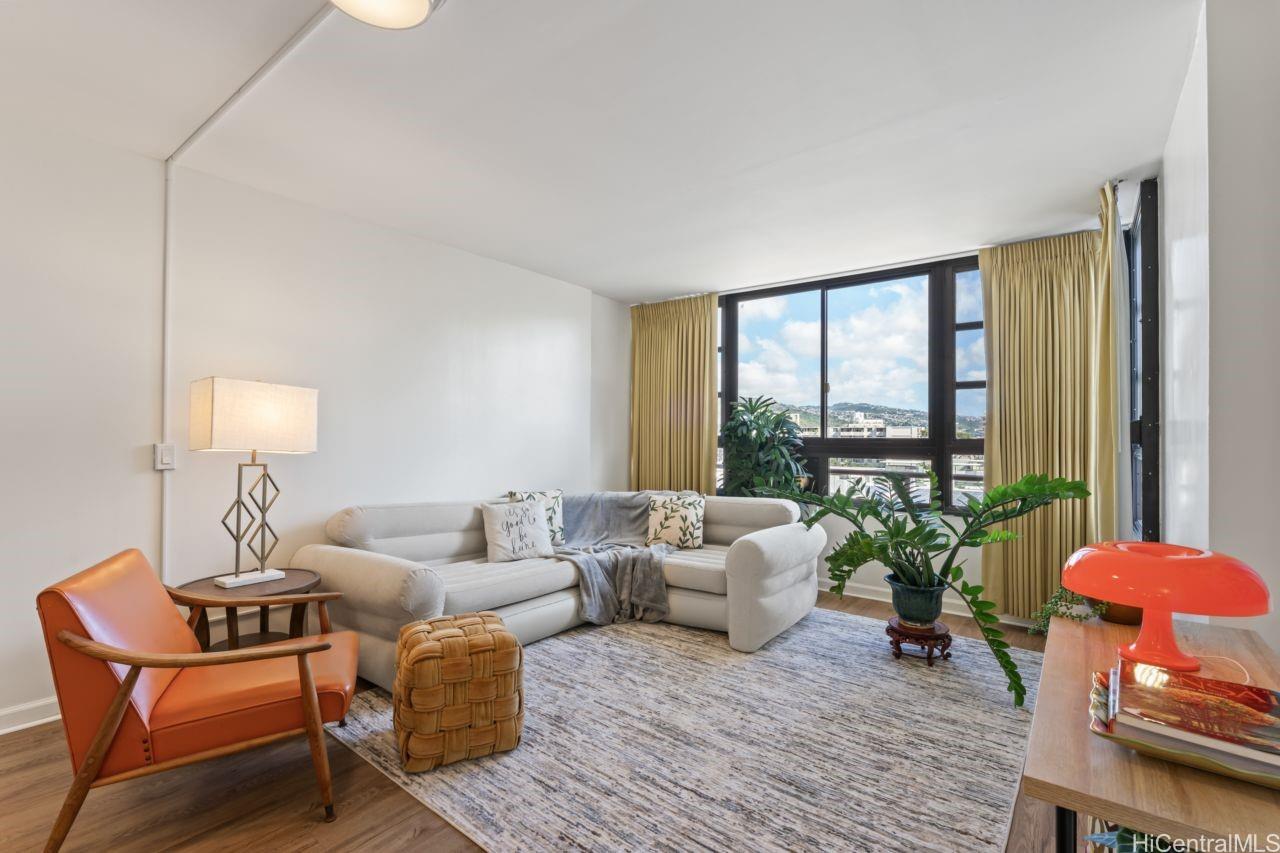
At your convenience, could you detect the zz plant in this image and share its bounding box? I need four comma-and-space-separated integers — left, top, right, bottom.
720, 396, 810, 497
764, 472, 1088, 707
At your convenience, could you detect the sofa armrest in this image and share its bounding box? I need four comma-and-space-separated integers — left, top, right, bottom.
725, 522, 826, 585
724, 522, 827, 652
292, 544, 445, 623
703, 495, 800, 546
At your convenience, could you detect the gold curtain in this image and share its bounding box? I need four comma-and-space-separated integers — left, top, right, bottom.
980, 229, 1117, 617
629, 293, 718, 492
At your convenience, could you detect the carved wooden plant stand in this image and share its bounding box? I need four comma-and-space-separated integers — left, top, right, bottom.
886, 617, 952, 666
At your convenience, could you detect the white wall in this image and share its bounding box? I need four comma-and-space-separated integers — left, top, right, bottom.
1202, 0, 1280, 648
0, 124, 164, 730
1160, 2, 1211, 553
589, 294, 631, 490
1161, 0, 1280, 650
0, 151, 632, 729
166, 168, 630, 584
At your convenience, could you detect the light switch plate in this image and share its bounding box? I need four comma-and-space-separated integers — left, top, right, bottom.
153, 443, 176, 471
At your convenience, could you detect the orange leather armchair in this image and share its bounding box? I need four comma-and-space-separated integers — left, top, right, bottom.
36, 549, 359, 853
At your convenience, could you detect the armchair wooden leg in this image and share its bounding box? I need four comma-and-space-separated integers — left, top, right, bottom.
46, 666, 141, 853
297, 654, 336, 822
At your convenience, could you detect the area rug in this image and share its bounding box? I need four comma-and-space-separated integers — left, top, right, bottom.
331, 608, 1042, 852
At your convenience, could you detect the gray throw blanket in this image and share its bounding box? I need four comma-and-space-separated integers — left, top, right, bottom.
555, 492, 669, 624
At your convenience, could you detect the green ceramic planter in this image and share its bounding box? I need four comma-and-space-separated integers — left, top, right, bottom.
885, 575, 945, 627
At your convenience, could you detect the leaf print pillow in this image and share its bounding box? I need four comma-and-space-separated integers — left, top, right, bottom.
646, 492, 705, 550
508, 489, 565, 546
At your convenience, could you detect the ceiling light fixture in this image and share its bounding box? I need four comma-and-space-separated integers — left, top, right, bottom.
330, 0, 446, 30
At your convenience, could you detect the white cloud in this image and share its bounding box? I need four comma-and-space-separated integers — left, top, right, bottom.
780, 320, 820, 358
756, 338, 799, 372
738, 296, 786, 321
737, 338, 815, 404
956, 331, 986, 381
956, 274, 983, 322
737, 333, 753, 353
737, 359, 816, 405
829, 355, 927, 408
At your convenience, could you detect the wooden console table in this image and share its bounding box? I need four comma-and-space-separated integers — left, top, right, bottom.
1020, 616, 1280, 850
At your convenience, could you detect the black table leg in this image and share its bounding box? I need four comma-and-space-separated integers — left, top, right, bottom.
1055, 805, 1076, 852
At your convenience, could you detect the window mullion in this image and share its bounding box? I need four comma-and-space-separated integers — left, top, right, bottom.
932, 263, 951, 508
820, 287, 829, 439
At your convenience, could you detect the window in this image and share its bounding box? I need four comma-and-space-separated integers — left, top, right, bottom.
828, 457, 932, 497
826, 276, 930, 438
948, 266, 986, 507
721, 258, 983, 511
734, 291, 821, 437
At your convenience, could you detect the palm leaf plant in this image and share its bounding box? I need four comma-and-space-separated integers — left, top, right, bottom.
720, 396, 810, 497
763, 472, 1089, 707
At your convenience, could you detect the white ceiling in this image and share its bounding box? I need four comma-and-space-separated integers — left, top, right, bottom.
0, 0, 328, 159
6, 1, 1201, 302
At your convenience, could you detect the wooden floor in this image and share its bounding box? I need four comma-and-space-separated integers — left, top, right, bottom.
1, 594, 1070, 852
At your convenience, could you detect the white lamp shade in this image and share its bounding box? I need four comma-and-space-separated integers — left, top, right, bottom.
330, 0, 444, 29
189, 377, 318, 454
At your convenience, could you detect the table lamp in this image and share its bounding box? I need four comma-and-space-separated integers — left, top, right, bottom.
189, 377, 318, 588
1061, 541, 1270, 671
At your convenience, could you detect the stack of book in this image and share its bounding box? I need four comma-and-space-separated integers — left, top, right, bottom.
1089, 659, 1280, 789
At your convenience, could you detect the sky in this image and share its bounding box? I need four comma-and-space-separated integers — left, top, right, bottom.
735, 270, 986, 417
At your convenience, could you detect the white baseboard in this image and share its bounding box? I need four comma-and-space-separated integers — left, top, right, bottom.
0, 696, 60, 736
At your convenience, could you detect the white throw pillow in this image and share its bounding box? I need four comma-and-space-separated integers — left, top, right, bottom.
646, 492, 705, 550
482, 500, 555, 563
508, 489, 565, 546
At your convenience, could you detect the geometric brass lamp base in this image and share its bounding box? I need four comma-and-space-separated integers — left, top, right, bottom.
219, 450, 282, 583
214, 568, 287, 588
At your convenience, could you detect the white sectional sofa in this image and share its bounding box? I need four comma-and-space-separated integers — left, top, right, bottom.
293, 493, 827, 689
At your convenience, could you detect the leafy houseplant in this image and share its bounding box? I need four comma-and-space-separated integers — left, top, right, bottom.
1028, 586, 1108, 635
764, 472, 1089, 707
720, 396, 810, 497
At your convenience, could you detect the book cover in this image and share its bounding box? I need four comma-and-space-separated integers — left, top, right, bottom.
1115, 659, 1280, 761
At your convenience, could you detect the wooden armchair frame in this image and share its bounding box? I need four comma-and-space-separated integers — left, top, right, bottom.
45, 588, 345, 853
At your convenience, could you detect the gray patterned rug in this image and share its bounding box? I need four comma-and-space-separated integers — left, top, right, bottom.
331, 608, 1041, 852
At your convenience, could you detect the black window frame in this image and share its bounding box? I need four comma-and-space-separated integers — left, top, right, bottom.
719, 256, 983, 512
1128, 178, 1161, 541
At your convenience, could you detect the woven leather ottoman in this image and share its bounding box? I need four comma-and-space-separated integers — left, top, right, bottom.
393, 611, 524, 772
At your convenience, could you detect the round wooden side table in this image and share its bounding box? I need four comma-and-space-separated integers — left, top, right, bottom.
886, 616, 953, 666
178, 568, 320, 651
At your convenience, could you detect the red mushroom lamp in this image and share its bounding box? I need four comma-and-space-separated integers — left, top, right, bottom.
1061, 542, 1270, 672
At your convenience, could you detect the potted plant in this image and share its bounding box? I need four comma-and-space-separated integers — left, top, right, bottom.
720, 396, 810, 497
764, 472, 1088, 707
1028, 586, 1108, 635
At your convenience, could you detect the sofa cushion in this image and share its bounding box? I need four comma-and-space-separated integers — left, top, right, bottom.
433, 557, 577, 613
662, 544, 729, 595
